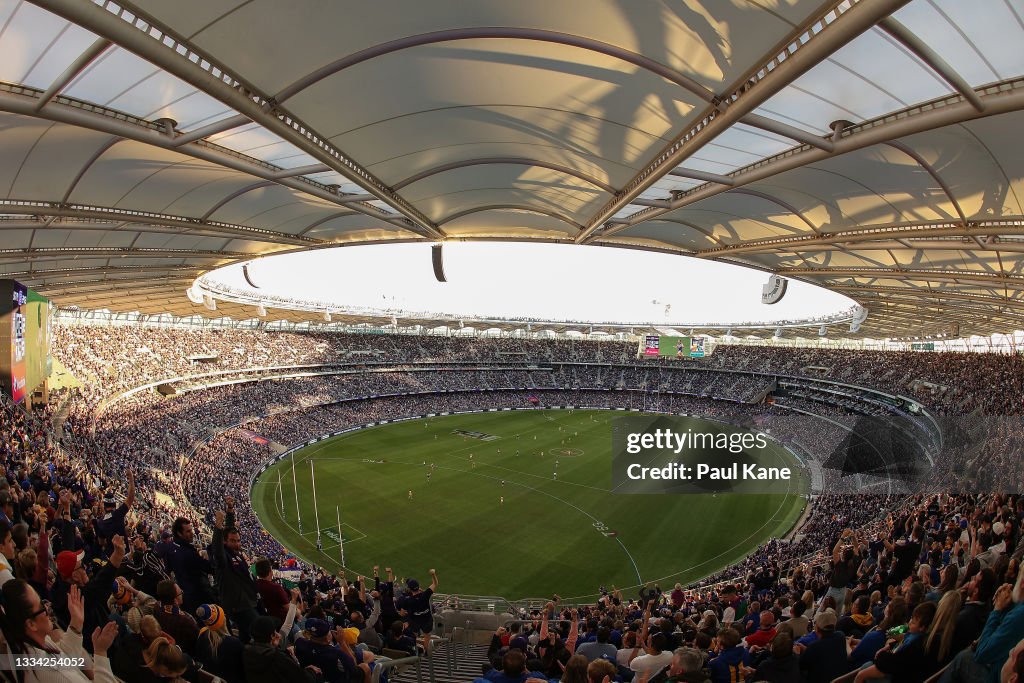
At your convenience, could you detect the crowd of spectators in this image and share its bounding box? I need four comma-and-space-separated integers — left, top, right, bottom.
0, 322, 1013, 682
52, 325, 1024, 415
480, 492, 1024, 683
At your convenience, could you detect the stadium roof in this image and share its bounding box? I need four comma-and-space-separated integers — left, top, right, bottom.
1, 0, 1022, 338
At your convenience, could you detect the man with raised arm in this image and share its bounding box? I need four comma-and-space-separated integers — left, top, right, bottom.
398, 568, 438, 654
212, 495, 259, 643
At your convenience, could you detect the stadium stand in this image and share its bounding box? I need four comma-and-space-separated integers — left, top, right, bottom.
0, 323, 1020, 682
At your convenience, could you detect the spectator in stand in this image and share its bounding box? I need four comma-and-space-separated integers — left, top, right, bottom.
0, 580, 120, 682
478, 648, 546, 683
122, 532, 170, 598
955, 567, 997, 653
828, 529, 862, 610
397, 568, 438, 653
849, 597, 910, 668
166, 517, 215, 614
786, 600, 809, 639
576, 626, 617, 662
855, 601, 938, 683
838, 596, 875, 638
0, 519, 17, 586
648, 646, 710, 683
999, 638, 1024, 683
154, 579, 200, 656
797, 611, 851, 683
707, 628, 749, 683
254, 557, 293, 625
942, 570, 1024, 683
751, 633, 799, 683
244, 616, 320, 683
744, 612, 777, 649
385, 620, 417, 655
293, 618, 348, 683
95, 471, 133, 542
211, 496, 259, 643
195, 603, 245, 683
887, 526, 926, 588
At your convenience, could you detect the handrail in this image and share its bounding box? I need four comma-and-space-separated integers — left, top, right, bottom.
371, 655, 422, 683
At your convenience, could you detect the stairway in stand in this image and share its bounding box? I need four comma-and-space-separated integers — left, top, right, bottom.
389, 641, 492, 683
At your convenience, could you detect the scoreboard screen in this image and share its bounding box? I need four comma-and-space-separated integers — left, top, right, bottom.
639, 335, 707, 359
0, 280, 52, 403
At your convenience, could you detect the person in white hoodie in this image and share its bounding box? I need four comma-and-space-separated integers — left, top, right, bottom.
0, 579, 119, 682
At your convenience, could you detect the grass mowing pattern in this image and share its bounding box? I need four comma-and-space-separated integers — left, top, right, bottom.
251, 410, 807, 600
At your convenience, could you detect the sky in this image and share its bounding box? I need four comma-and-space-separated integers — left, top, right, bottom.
213, 242, 854, 325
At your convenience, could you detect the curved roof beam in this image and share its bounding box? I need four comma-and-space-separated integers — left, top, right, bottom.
0, 199, 318, 247
5, 264, 198, 281
438, 205, 584, 232
883, 140, 968, 225
780, 266, 1024, 290
575, 0, 912, 242
878, 18, 985, 112
839, 293, 1024, 318
694, 219, 1024, 257
0, 85, 422, 235
35, 275, 194, 294
274, 28, 716, 104
832, 284, 1024, 309
597, 78, 1024, 240
0, 217, 297, 242
201, 181, 276, 220
392, 158, 616, 193
33, 0, 443, 240
0, 247, 246, 261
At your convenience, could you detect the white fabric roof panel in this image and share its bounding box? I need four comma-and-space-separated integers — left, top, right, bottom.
0, 0, 1018, 337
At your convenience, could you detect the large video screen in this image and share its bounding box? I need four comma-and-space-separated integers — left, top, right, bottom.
638, 334, 707, 359
0, 280, 52, 403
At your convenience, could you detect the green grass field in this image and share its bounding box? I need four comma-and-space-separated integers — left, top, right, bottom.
251, 410, 807, 601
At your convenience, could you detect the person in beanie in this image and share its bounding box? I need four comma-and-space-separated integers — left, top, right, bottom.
212, 497, 259, 643
338, 625, 376, 682
107, 575, 157, 621
196, 603, 245, 683
244, 615, 320, 683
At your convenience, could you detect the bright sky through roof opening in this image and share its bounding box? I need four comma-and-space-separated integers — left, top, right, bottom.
217, 243, 854, 325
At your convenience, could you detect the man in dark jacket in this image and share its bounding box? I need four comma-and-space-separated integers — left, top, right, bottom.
212, 498, 259, 643
167, 516, 216, 613
244, 616, 320, 683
